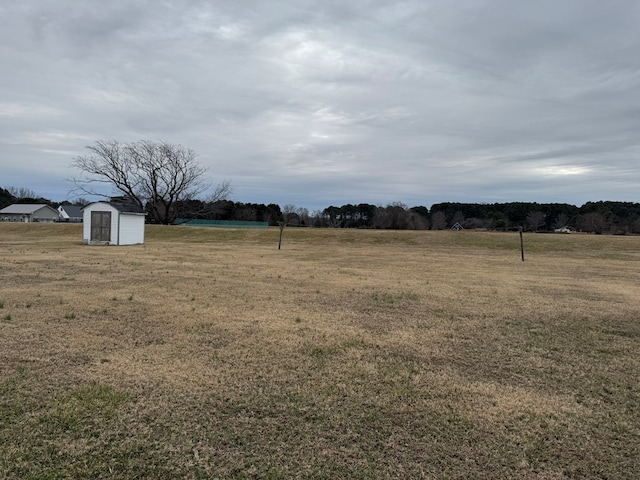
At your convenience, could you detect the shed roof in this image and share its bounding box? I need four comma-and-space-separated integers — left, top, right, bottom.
83, 201, 147, 215
0, 204, 57, 215
112, 202, 146, 214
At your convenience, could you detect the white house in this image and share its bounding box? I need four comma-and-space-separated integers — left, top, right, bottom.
57, 205, 84, 222
82, 202, 147, 245
0, 204, 60, 222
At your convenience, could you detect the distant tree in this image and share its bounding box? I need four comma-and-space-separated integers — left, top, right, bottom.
452, 211, 465, 227
526, 211, 546, 232
503, 203, 535, 226
374, 202, 411, 229
431, 211, 447, 230
463, 217, 488, 229
310, 210, 325, 227
553, 213, 570, 230
71, 140, 230, 224
407, 210, 428, 230
281, 204, 299, 225
355, 204, 376, 228
296, 207, 310, 226
235, 205, 258, 221
322, 206, 342, 227
410, 206, 430, 229
340, 204, 358, 227
0, 187, 16, 209
490, 212, 507, 230
410, 205, 428, 218
2, 186, 54, 206
578, 212, 607, 234
264, 204, 282, 225
373, 202, 427, 230
5, 186, 37, 199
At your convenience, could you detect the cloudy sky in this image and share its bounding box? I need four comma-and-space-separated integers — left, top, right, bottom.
2, 1, 639, 210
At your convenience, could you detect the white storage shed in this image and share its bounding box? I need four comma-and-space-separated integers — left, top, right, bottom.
82, 202, 147, 245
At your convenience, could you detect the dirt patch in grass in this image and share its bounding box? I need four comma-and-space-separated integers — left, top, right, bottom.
1, 224, 639, 478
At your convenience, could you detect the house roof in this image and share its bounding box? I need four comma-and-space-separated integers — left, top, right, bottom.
0, 204, 58, 215
59, 205, 84, 218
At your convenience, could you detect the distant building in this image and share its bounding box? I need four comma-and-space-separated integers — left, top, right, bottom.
0, 204, 60, 222
58, 205, 84, 222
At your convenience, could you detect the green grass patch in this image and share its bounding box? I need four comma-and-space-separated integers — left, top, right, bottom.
1, 377, 134, 479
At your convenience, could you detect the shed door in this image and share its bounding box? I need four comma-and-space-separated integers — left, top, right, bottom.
91, 211, 111, 241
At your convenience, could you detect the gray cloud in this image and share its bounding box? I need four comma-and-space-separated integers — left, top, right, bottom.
2, 0, 640, 209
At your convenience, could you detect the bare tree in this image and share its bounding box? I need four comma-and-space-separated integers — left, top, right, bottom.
72, 197, 91, 206
452, 211, 465, 226
553, 212, 570, 230
431, 211, 447, 230
281, 204, 298, 225
578, 212, 607, 234
526, 211, 546, 232
5, 186, 38, 199
71, 140, 230, 224
407, 210, 428, 230
296, 207, 310, 226
373, 202, 412, 229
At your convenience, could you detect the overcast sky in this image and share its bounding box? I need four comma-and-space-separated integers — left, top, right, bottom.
2, 1, 640, 210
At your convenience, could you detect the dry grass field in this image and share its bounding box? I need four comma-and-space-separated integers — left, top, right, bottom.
1, 223, 639, 479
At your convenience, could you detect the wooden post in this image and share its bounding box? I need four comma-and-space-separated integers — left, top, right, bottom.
278, 221, 285, 250
519, 226, 525, 262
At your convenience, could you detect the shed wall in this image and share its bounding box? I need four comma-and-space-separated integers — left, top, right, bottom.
118, 214, 145, 245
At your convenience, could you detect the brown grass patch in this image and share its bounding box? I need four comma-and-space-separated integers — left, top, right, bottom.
1, 223, 639, 478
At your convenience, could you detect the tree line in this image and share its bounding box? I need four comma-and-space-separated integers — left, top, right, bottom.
198, 200, 640, 234
3, 185, 640, 234
426, 201, 640, 234
152, 198, 640, 234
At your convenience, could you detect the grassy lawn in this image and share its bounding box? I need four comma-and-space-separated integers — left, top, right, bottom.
1, 223, 639, 479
